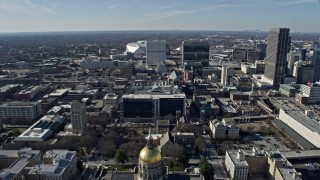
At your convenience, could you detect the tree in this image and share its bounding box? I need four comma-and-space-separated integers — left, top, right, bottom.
200, 163, 214, 180
199, 158, 214, 180
114, 150, 128, 165
195, 137, 207, 153
77, 160, 84, 171
167, 144, 189, 167
101, 141, 117, 157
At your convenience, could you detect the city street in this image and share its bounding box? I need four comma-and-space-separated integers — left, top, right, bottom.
202, 135, 229, 180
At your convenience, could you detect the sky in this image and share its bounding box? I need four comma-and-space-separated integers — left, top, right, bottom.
0, 0, 319, 33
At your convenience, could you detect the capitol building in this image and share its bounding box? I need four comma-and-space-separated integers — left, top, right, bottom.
137, 129, 168, 180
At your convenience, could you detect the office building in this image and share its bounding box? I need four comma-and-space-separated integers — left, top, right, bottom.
70, 100, 87, 135
293, 61, 314, 84
287, 49, 307, 75
146, 40, 166, 66
247, 49, 266, 61
300, 83, 320, 104
264, 28, 291, 89
23, 149, 77, 180
232, 48, 247, 60
182, 41, 210, 67
0, 101, 42, 121
221, 66, 234, 86
120, 94, 186, 122
225, 149, 249, 180
279, 84, 301, 97
312, 43, 320, 82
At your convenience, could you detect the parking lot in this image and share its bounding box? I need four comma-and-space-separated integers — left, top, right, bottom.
252, 135, 289, 151
238, 135, 289, 151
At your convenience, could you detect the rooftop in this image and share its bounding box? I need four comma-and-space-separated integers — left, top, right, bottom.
0, 101, 40, 107
285, 110, 320, 134
227, 150, 249, 166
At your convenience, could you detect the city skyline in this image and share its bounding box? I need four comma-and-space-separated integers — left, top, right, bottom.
0, 0, 320, 33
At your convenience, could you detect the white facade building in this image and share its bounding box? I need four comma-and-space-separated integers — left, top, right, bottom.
146, 40, 166, 66
225, 149, 249, 180
221, 66, 234, 86
279, 109, 320, 148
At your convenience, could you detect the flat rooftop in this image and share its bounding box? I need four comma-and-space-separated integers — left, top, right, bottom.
227, 150, 249, 166
286, 110, 320, 134
0, 101, 40, 107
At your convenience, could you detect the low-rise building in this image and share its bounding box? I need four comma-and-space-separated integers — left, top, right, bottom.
14, 86, 41, 100
174, 132, 195, 147
0, 148, 41, 180
210, 120, 239, 139
103, 93, 119, 106
15, 115, 65, 142
0, 101, 42, 121
23, 149, 78, 180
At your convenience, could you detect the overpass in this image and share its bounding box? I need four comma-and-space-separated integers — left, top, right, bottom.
280, 149, 320, 160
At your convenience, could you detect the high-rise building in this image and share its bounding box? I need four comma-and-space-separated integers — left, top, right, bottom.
312, 42, 320, 82
182, 41, 210, 67
264, 28, 291, 89
293, 61, 314, 84
221, 66, 234, 86
146, 40, 166, 66
70, 100, 87, 135
287, 49, 306, 75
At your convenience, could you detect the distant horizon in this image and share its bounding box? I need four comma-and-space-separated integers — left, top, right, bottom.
0, 0, 319, 33
0, 29, 320, 35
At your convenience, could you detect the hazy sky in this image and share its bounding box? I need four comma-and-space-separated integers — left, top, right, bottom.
0, 0, 319, 32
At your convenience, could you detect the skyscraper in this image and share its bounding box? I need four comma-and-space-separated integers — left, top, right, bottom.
264, 28, 291, 89
312, 42, 320, 82
71, 100, 87, 135
146, 40, 166, 66
221, 66, 234, 86
182, 40, 210, 67
287, 49, 306, 75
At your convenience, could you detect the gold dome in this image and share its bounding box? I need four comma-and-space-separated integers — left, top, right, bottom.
139, 146, 161, 164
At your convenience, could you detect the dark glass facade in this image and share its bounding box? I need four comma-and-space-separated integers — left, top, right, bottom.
122, 99, 153, 118
159, 98, 184, 117
182, 41, 209, 67
264, 28, 291, 89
